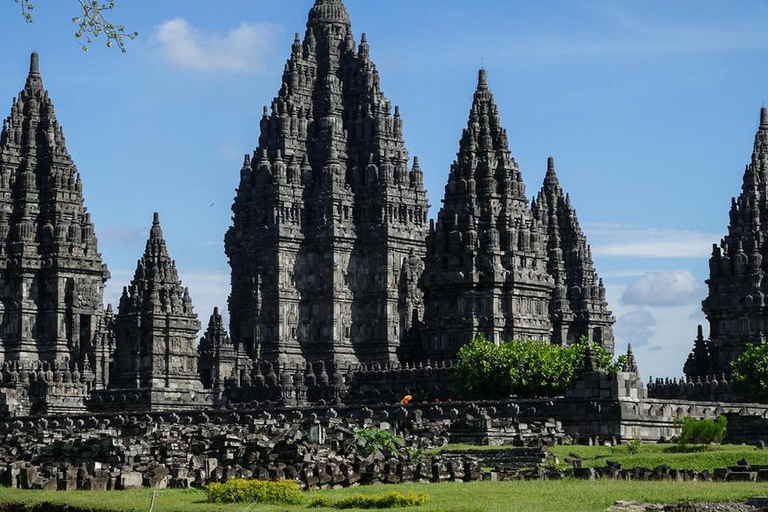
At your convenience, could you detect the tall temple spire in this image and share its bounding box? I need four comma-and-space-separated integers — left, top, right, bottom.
110, 213, 203, 398
533, 156, 614, 350
227, 0, 428, 367
420, 70, 554, 357
696, 105, 768, 378
0, 52, 108, 364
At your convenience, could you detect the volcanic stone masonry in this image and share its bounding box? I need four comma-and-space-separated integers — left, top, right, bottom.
0, 52, 110, 416
225, 0, 430, 369
91, 213, 211, 412
226, 0, 615, 371
5, 0, 767, 420
687, 107, 768, 379
415, 70, 614, 360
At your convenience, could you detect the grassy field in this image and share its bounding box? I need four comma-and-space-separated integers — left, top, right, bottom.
0, 480, 767, 512
1, 445, 766, 511
433, 443, 768, 472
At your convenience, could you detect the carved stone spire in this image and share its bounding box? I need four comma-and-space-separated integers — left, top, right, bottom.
623, 344, 639, 374
421, 70, 553, 357
533, 156, 615, 352
700, 107, 768, 376
684, 325, 710, 380
226, 0, 428, 367
308, 0, 351, 29
110, 213, 203, 396
198, 307, 238, 392
0, 52, 109, 365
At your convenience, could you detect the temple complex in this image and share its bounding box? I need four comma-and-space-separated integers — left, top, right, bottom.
0, 0, 621, 415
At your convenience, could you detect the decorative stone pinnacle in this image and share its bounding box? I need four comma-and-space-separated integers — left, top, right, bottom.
761, 107, 768, 129
544, 156, 560, 188
25, 51, 43, 90
30, 52, 39, 75
477, 68, 489, 91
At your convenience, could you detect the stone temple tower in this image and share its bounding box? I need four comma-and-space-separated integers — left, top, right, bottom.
689, 107, 768, 378
0, 53, 109, 367
419, 70, 555, 359
104, 213, 207, 410
226, 0, 429, 367
532, 156, 615, 352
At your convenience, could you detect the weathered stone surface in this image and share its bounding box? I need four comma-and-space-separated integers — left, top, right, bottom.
225, 0, 429, 369
92, 214, 211, 412
0, 52, 109, 416
689, 107, 768, 379
418, 69, 614, 360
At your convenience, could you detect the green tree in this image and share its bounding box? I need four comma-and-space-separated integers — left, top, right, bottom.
731, 343, 768, 399
12, 0, 138, 52
454, 334, 617, 399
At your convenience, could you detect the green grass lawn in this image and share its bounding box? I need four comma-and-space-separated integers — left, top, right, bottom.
433, 443, 768, 472
1, 445, 766, 511
548, 444, 768, 472
0, 480, 767, 512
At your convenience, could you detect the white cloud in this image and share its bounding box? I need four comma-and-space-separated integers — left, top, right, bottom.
622, 269, 705, 307
150, 18, 279, 73
614, 309, 657, 348
604, 282, 703, 380
586, 222, 721, 259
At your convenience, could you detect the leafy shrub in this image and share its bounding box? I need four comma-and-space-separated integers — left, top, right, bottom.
406, 446, 425, 464
352, 428, 403, 457
676, 416, 728, 445
310, 491, 430, 509
732, 343, 768, 398
626, 438, 642, 455
309, 495, 335, 508
204, 479, 304, 505
454, 334, 617, 398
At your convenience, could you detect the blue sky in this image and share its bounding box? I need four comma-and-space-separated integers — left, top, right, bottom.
1, 0, 767, 378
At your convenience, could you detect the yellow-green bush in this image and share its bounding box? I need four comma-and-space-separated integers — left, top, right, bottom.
204, 479, 304, 505
310, 491, 430, 509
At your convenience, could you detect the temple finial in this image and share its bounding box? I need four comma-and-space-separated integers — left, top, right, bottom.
477, 68, 488, 91
153, 212, 160, 226
760, 106, 768, 129
544, 156, 560, 189
30, 52, 39, 75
